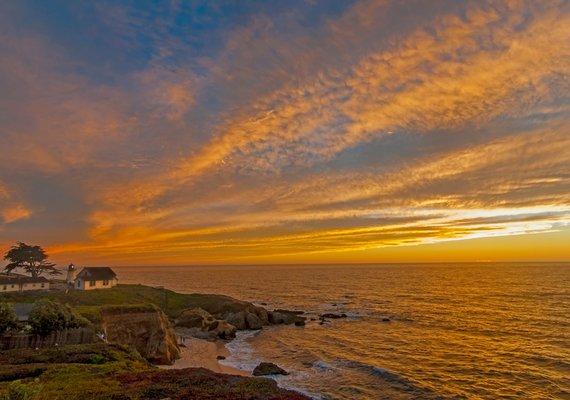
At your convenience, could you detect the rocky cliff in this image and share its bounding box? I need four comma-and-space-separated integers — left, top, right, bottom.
101, 305, 180, 365
175, 307, 237, 339
179, 294, 306, 331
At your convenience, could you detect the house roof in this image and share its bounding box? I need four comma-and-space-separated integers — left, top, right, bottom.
76, 267, 117, 281
0, 273, 49, 285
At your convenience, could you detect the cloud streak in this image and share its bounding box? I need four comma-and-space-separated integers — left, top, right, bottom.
0, 0, 568, 264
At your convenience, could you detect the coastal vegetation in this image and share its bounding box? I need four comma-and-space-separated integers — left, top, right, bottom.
1, 284, 233, 318
0, 284, 309, 399
1, 284, 305, 328
27, 300, 90, 336
0, 304, 18, 335
0, 343, 308, 399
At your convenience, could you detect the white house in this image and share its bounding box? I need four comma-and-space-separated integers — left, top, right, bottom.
0, 273, 50, 292
72, 267, 118, 290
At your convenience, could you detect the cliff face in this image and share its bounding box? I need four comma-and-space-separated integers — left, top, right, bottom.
101, 305, 180, 365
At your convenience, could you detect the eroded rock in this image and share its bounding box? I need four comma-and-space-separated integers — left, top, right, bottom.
252, 362, 289, 376
101, 305, 180, 365
269, 310, 307, 326
175, 308, 236, 340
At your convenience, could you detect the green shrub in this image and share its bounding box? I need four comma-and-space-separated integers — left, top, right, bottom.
28, 300, 89, 336
0, 381, 40, 400
0, 303, 18, 335
89, 354, 106, 365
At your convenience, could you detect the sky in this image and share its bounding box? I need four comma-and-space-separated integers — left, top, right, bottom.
0, 0, 569, 266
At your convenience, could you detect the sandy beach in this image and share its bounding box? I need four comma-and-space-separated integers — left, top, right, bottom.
160, 336, 249, 376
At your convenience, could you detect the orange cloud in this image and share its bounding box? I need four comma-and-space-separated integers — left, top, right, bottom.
0, 182, 31, 225
1, 0, 568, 264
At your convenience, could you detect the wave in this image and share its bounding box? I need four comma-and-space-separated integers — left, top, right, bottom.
219, 330, 261, 372
339, 359, 446, 399
312, 360, 335, 372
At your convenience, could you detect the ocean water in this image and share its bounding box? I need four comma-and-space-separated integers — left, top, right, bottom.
115, 263, 570, 400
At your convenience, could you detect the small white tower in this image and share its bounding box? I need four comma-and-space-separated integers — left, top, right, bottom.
66, 263, 76, 286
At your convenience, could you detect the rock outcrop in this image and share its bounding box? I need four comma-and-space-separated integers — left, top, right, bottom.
175, 308, 237, 340
252, 362, 289, 376
181, 294, 270, 330
101, 305, 180, 365
320, 313, 347, 319
221, 308, 267, 330
176, 294, 306, 332
269, 309, 306, 326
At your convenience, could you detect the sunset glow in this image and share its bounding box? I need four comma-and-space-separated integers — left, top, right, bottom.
0, 1, 568, 265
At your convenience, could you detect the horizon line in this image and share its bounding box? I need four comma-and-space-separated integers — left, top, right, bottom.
103, 261, 570, 268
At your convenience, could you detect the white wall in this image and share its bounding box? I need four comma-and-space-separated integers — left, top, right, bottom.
75, 278, 117, 291
0, 281, 49, 292
21, 282, 48, 291
0, 283, 20, 292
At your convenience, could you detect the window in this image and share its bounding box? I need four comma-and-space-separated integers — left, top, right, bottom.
103, 280, 109, 286
77, 280, 81, 288
11, 284, 15, 288
41, 283, 45, 288
89, 280, 96, 287
2, 285, 6, 290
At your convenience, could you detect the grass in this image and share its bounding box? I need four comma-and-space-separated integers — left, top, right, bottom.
0, 285, 310, 398
0, 343, 142, 366
100, 304, 160, 315
0, 343, 149, 399
0, 343, 309, 400
0, 284, 253, 319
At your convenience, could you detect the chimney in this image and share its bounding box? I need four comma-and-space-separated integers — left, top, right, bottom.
66, 263, 76, 285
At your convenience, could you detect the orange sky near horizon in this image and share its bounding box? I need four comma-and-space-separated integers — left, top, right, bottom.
0, 1, 568, 266
39, 229, 570, 267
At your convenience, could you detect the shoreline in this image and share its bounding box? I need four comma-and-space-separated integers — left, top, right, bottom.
160, 336, 249, 377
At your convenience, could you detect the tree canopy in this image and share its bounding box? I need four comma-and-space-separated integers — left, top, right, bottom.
0, 303, 18, 335
3, 242, 60, 278
28, 299, 89, 336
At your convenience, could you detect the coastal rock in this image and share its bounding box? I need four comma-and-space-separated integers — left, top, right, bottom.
175, 308, 237, 340
223, 310, 265, 330
209, 320, 237, 339
186, 294, 270, 330
176, 308, 215, 329
245, 312, 263, 330
320, 313, 347, 319
224, 311, 247, 330
269, 309, 307, 326
181, 293, 308, 331
252, 362, 289, 376
101, 305, 180, 365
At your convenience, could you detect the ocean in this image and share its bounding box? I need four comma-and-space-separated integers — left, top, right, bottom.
115, 263, 569, 400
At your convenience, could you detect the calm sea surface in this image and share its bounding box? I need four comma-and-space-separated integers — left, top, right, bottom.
115, 263, 570, 400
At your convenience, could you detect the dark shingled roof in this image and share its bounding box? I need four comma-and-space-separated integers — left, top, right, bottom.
76, 267, 117, 281
0, 274, 49, 285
